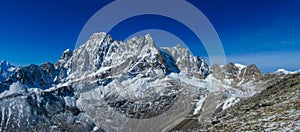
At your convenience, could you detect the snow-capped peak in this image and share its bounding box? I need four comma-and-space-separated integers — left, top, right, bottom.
145, 33, 152, 40
64, 32, 208, 80
274, 69, 296, 75
63, 48, 71, 53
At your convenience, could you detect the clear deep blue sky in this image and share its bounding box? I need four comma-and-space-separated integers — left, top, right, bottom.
0, 0, 299, 72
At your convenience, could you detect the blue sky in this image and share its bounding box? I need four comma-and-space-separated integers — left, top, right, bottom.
0, 0, 299, 72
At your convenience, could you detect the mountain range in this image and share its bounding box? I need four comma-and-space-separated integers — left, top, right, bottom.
0, 33, 299, 131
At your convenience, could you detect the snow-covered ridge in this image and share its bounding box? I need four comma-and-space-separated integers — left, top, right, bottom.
274, 68, 298, 75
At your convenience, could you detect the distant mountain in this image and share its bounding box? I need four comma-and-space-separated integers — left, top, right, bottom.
274, 68, 299, 75
0, 61, 17, 81
0, 33, 299, 131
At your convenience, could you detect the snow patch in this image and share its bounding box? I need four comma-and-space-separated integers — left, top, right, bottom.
193, 95, 207, 115
222, 97, 240, 110
234, 63, 246, 69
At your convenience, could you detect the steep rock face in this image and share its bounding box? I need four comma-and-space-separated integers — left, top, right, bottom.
162, 45, 209, 79
210, 63, 263, 87
0, 82, 101, 132
237, 64, 263, 83
55, 49, 73, 80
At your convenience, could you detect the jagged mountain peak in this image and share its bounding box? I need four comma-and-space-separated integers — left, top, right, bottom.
243, 64, 261, 75
64, 32, 208, 80
68, 33, 159, 77
61, 48, 72, 57
124, 33, 158, 50
161, 46, 209, 78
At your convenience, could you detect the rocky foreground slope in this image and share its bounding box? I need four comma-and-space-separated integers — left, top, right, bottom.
176, 73, 300, 131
